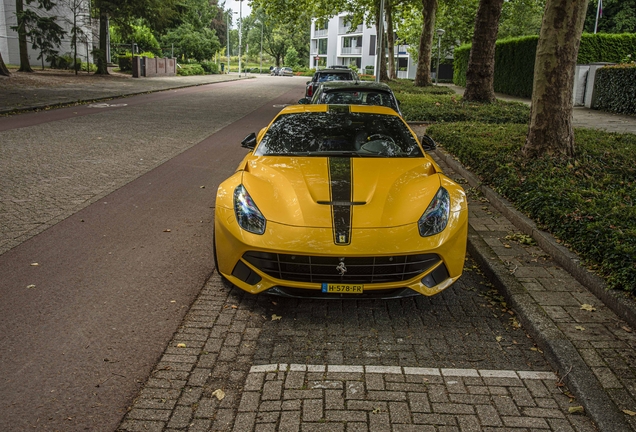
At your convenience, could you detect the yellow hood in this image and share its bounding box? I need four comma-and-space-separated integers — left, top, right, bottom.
240, 156, 444, 228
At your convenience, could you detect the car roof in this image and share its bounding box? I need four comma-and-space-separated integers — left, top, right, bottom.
316, 81, 393, 93
315, 68, 355, 74
277, 104, 400, 117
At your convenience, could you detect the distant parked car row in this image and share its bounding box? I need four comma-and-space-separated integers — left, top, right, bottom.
270, 67, 294, 76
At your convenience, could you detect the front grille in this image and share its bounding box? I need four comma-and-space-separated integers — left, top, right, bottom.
242, 251, 441, 284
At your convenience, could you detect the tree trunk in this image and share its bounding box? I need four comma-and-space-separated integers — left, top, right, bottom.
16, 0, 33, 72
523, 0, 588, 158
95, 8, 109, 74
375, 1, 389, 82
414, 0, 437, 86
386, 0, 396, 79
463, 0, 504, 103
0, 51, 11, 76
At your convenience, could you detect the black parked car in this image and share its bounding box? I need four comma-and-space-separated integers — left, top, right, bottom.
299, 81, 402, 117
304, 67, 358, 98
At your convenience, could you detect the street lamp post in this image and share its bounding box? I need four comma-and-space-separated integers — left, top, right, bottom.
260, 21, 263, 74
226, 13, 230, 73
238, 0, 243, 77
435, 28, 445, 85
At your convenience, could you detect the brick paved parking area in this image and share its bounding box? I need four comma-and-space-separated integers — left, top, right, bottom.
119, 259, 597, 431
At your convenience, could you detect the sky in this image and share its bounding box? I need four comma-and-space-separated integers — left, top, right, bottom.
224, 0, 252, 22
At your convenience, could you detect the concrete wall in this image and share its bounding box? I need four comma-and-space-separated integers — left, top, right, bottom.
1, 0, 93, 67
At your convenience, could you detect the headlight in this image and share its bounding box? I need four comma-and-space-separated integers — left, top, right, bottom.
418, 187, 450, 237
234, 185, 266, 235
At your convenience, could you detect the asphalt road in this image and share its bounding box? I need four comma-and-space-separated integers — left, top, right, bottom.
0, 76, 304, 431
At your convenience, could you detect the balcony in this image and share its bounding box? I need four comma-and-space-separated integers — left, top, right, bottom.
314, 29, 328, 38
338, 24, 363, 35
341, 46, 362, 55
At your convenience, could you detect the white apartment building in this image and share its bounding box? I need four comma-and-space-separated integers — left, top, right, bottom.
1, 0, 93, 67
309, 13, 417, 79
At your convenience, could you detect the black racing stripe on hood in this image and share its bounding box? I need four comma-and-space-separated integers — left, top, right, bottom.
328, 157, 353, 245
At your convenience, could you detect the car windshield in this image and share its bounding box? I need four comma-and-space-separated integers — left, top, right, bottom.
255, 111, 423, 158
319, 90, 397, 111
317, 73, 353, 82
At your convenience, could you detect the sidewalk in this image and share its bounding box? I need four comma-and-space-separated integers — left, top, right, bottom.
0, 69, 247, 115
442, 83, 636, 135
3, 74, 636, 430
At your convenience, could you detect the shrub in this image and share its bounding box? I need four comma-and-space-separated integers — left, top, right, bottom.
177, 63, 205, 76
594, 63, 636, 114
200, 60, 219, 74
427, 122, 636, 292
389, 79, 455, 95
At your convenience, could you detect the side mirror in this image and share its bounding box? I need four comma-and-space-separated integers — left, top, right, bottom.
420, 135, 437, 151
241, 132, 257, 149
298, 98, 311, 104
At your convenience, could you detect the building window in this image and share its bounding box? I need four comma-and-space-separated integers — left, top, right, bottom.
369, 35, 376, 56
318, 39, 328, 55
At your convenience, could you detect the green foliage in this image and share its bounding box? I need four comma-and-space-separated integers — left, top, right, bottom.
200, 60, 219, 74
161, 24, 220, 62
177, 63, 205, 75
578, 33, 636, 63
427, 122, 636, 292
492, 36, 539, 98
453, 44, 470, 87
397, 94, 530, 123
454, 33, 636, 97
498, 0, 545, 38
389, 79, 456, 95
284, 46, 300, 68
594, 64, 636, 114
584, 0, 636, 33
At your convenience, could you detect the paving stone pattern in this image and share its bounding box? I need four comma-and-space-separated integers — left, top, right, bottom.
119, 268, 597, 431
252, 262, 548, 371
241, 364, 594, 432
432, 150, 636, 430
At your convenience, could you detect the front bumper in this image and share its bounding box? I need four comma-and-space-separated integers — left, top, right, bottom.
214, 207, 467, 297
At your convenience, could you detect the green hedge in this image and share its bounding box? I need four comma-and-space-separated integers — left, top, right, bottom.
453, 45, 470, 87
578, 33, 636, 64
594, 64, 636, 114
453, 33, 636, 98
427, 122, 636, 292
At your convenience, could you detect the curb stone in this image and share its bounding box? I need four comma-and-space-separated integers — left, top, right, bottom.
434, 147, 632, 431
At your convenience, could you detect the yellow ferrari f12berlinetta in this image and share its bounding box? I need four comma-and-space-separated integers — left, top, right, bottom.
214, 104, 467, 298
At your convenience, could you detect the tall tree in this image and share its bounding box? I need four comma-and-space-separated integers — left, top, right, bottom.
463, 0, 504, 102
414, 0, 437, 86
15, 0, 32, 71
14, 0, 65, 72
523, 0, 589, 158
0, 52, 11, 76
